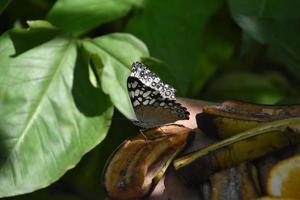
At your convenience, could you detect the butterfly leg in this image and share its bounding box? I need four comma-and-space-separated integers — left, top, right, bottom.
139, 129, 148, 140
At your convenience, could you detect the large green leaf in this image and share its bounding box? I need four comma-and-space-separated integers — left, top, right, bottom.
83, 33, 149, 119
126, 0, 224, 95
228, 0, 300, 80
47, 0, 144, 36
0, 27, 113, 197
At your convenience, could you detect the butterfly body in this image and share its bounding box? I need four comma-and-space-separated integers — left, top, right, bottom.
127, 62, 189, 129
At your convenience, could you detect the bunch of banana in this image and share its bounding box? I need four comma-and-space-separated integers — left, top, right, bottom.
174, 100, 300, 186
196, 100, 300, 139
103, 100, 300, 199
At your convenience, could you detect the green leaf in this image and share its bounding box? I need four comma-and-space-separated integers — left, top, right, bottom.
203, 71, 289, 104
0, 29, 113, 197
47, 0, 144, 36
228, 0, 300, 81
126, 0, 224, 95
83, 33, 149, 119
0, 0, 11, 14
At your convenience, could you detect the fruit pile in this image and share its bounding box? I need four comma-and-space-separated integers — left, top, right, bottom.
103, 100, 300, 199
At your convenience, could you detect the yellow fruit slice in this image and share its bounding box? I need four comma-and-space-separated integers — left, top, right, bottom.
267, 154, 300, 199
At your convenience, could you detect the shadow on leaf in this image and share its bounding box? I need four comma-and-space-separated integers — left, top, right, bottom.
72, 47, 112, 117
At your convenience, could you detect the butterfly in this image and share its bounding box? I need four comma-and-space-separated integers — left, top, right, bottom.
127, 61, 190, 129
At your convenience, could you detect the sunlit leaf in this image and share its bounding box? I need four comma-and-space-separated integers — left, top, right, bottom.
83, 33, 149, 119
0, 29, 113, 197
47, 0, 144, 36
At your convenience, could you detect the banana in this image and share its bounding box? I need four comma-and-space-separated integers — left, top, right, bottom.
197, 100, 300, 138
173, 117, 300, 184
103, 124, 192, 200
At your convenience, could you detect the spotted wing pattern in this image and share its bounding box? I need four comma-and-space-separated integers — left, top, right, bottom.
127, 62, 189, 129
130, 61, 176, 99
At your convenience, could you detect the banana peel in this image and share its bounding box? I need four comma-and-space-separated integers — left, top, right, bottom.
174, 117, 300, 184
197, 100, 300, 138
210, 163, 261, 200
103, 124, 192, 200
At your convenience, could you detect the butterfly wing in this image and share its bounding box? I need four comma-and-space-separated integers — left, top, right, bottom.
133, 97, 190, 128
130, 62, 176, 100
127, 76, 189, 129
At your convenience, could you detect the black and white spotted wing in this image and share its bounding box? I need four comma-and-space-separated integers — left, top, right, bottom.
127, 62, 189, 129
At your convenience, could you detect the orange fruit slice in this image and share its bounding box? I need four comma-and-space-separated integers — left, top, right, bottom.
267, 154, 300, 199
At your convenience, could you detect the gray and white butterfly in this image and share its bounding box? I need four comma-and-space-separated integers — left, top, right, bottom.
127, 62, 190, 129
